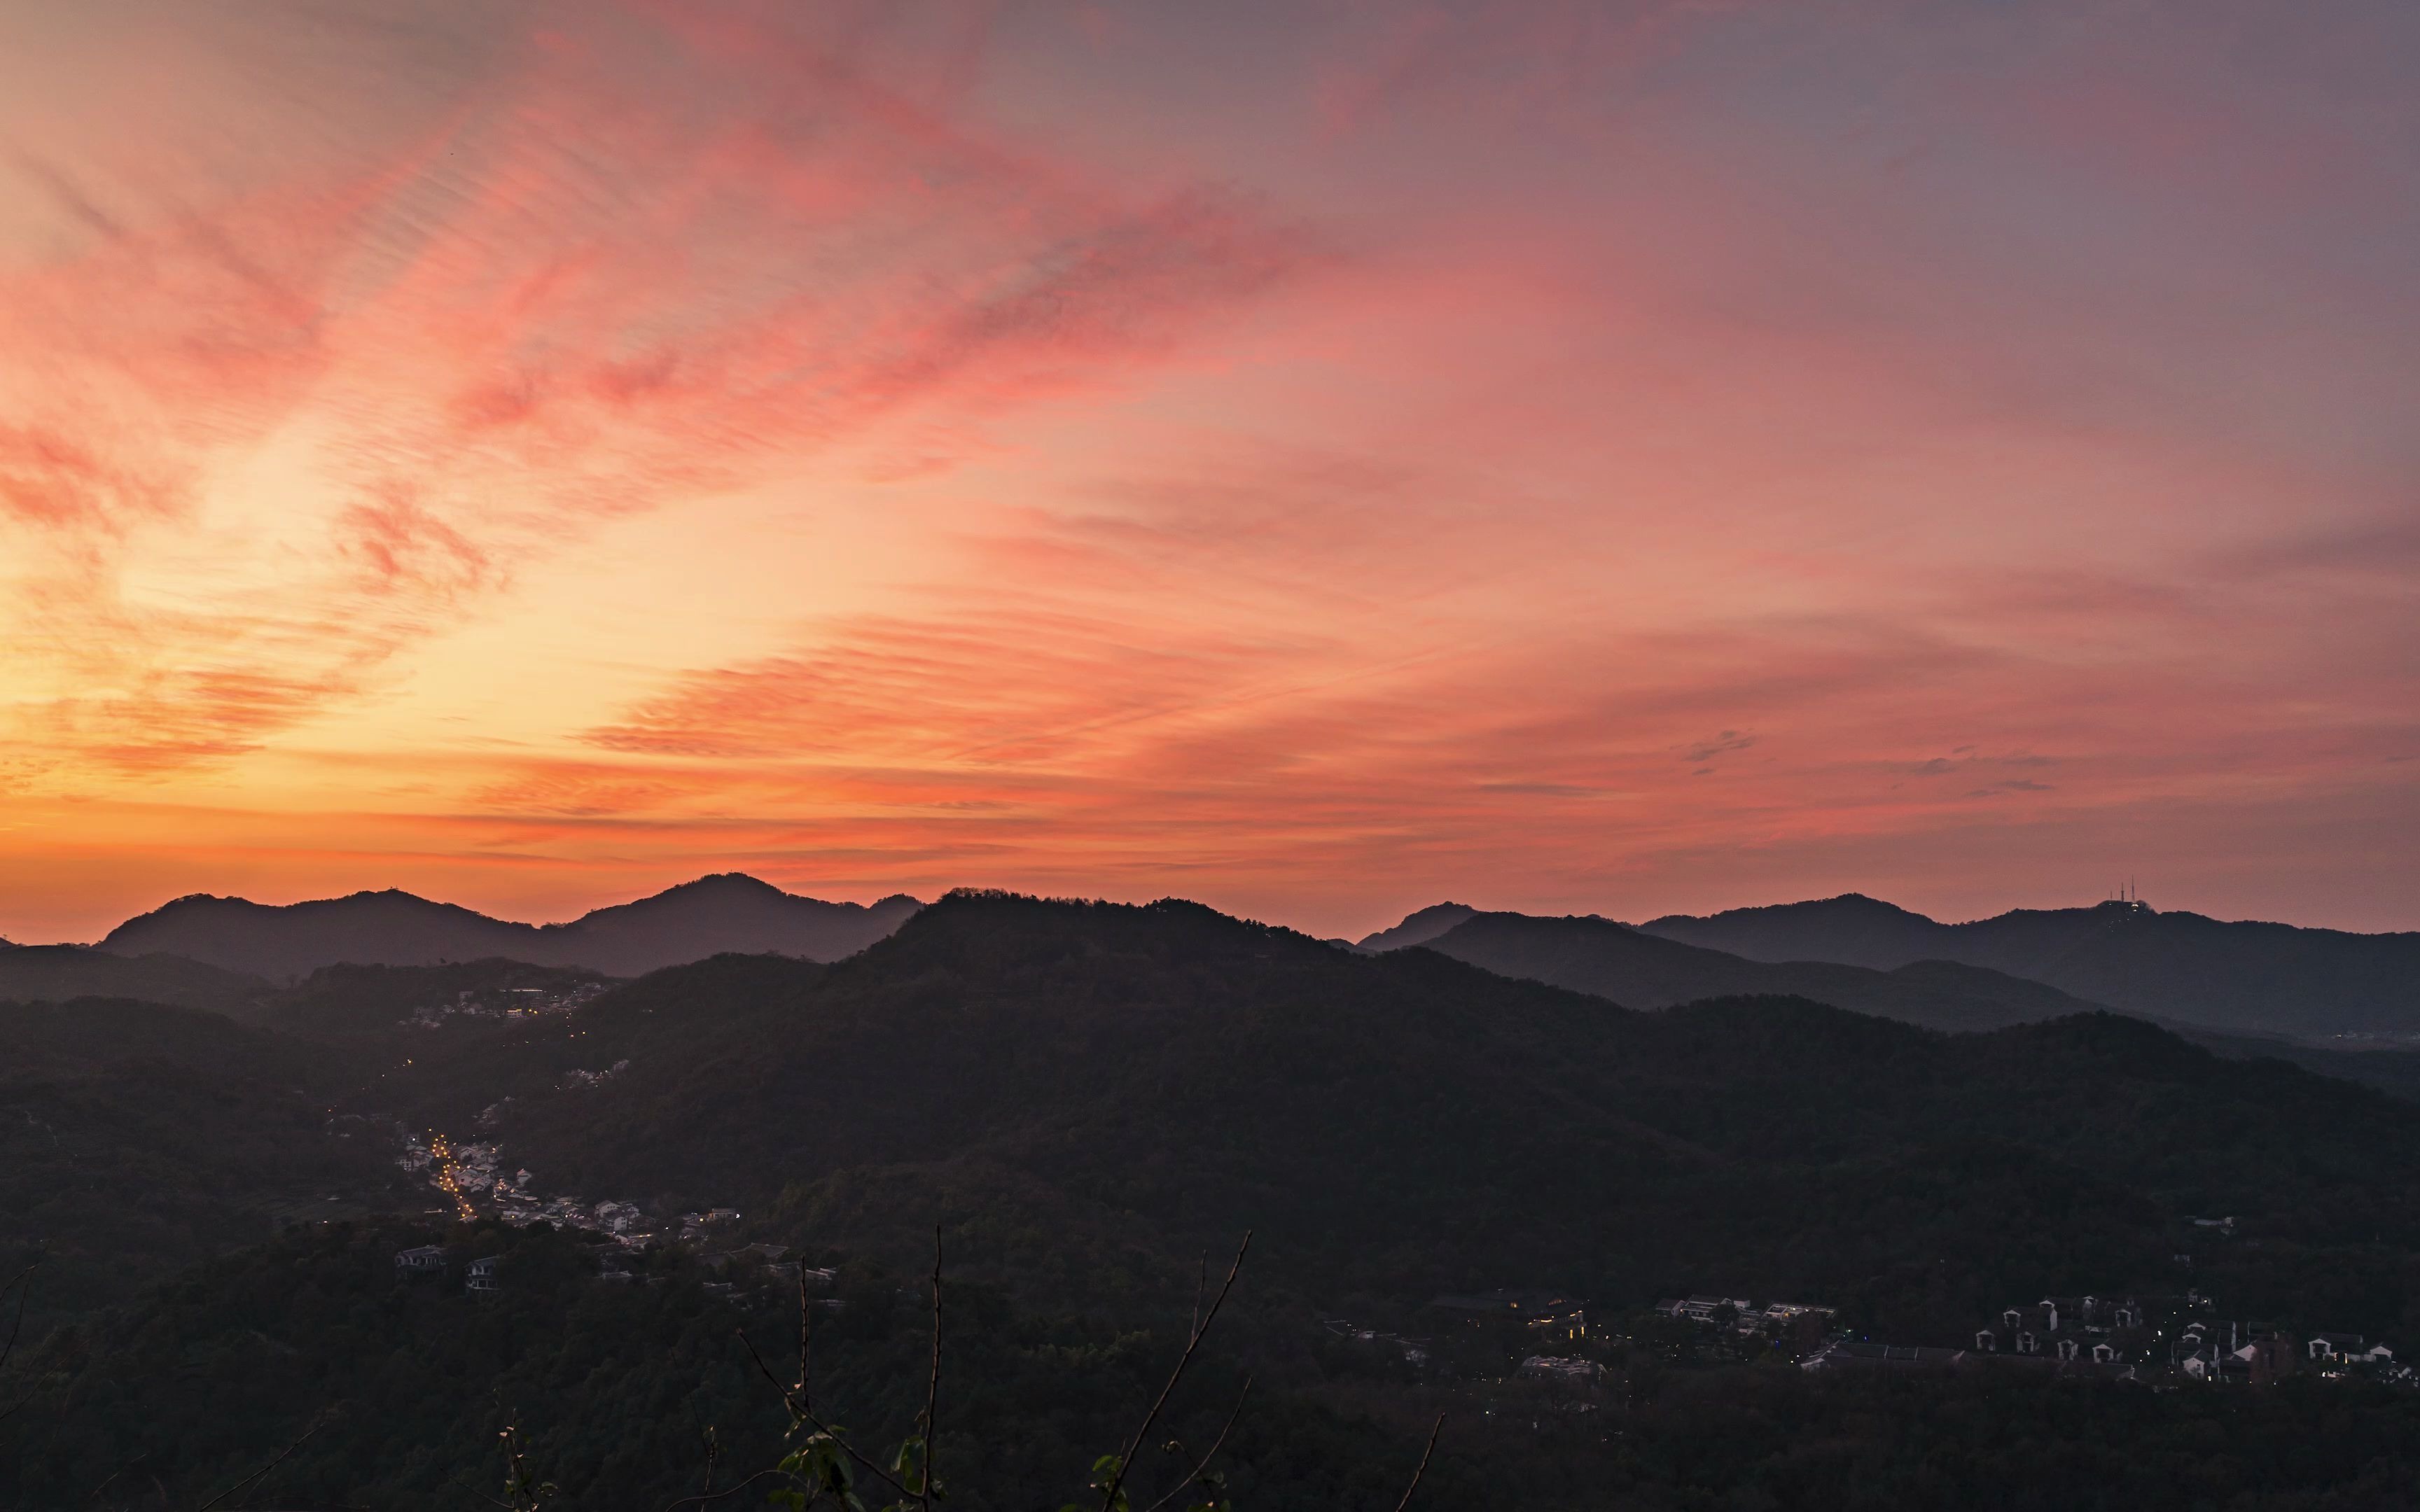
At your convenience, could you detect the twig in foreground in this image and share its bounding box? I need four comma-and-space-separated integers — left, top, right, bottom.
1097, 1230, 1252, 1512
1387, 1413, 1446, 1512
919, 1226, 943, 1512
195, 1408, 330, 1512
0, 1259, 36, 1376
795, 1259, 813, 1417
737, 1330, 915, 1503
660, 1466, 786, 1512
1140, 1375, 1253, 1512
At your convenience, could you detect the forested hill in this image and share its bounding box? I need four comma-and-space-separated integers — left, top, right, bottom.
1403, 909, 2106, 1032
0, 996, 408, 1335
0, 944, 266, 1014
438, 892, 2420, 1343
1637, 895, 2420, 1037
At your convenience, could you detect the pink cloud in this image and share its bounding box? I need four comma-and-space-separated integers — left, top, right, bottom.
0, 1, 1305, 779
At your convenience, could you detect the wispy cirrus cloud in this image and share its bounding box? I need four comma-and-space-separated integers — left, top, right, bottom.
0, 0, 1303, 780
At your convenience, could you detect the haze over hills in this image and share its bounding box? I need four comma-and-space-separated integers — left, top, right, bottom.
93, 873, 923, 983
1638, 895, 2420, 1037
0, 942, 270, 1014
1398, 910, 2113, 1034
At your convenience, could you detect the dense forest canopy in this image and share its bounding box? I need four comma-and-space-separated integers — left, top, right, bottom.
11, 892, 2420, 1508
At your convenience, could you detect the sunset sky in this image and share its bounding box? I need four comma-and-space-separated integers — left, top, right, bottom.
2, 0, 2415, 944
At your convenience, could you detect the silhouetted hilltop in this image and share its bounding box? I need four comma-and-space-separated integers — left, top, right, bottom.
1354, 900, 1480, 951
1640, 896, 2420, 1037
1638, 893, 1949, 967
94, 875, 924, 982
534, 873, 922, 977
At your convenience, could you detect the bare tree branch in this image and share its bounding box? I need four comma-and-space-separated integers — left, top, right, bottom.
82, 1452, 148, 1506
1386, 1414, 1446, 1512
447, 1471, 516, 1510
195, 1408, 330, 1511
739, 1328, 800, 1415
795, 1260, 812, 1417
736, 1330, 914, 1502
1139, 1375, 1253, 1512
660, 1467, 785, 1512
1097, 1230, 1251, 1512
0, 1259, 36, 1377
0, 1257, 40, 1423
920, 1226, 943, 1512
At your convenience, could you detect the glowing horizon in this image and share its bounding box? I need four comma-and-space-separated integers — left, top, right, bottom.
4, 1, 2416, 944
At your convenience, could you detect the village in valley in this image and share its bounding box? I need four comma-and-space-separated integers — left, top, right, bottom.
370, 981, 2416, 1401
398, 979, 611, 1032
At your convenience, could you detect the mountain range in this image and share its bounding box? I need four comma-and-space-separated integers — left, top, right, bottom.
1634, 894, 2420, 1037
1356, 895, 2420, 1041
1396, 909, 2111, 1032
8, 881, 2414, 1046
86, 872, 923, 982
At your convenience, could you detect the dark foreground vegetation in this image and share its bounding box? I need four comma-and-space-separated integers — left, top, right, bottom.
13, 892, 2420, 1507
11, 1219, 2420, 1511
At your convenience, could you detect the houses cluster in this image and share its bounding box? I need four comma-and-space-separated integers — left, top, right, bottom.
1657, 1294, 1837, 1347
399, 981, 609, 1031
1428, 1289, 1590, 1342
1321, 1317, 1431, 1365
562, 1060, 631, 1090
1518, 1354, 1602, 1383
2174, 1320, 2398, 1383
1966, 1291, 2404, 1384
676, 1208, 744, 1242
393, 1245, 503, 1296
1973, 1294, 2146, 1365
396, 1124, 683, 1245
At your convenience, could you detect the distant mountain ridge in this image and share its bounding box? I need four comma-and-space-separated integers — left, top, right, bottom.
1637, 894, 2420, 1038
96, 873, 923, 982
1403, 910, 2112, 1034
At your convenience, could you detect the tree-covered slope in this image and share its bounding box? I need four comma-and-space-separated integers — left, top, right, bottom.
0, 997, 411, 1336
0, 944, 267, 1015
